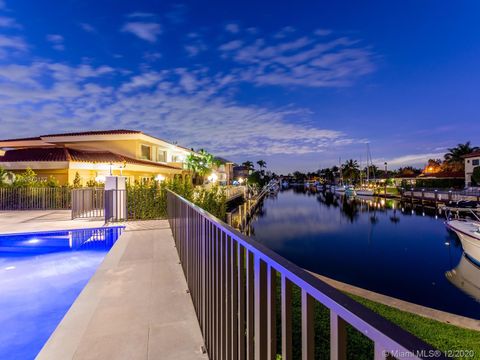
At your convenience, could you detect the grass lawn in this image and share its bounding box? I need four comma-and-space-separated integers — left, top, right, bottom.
277, 283, 480, 359
350, 294, 480, 360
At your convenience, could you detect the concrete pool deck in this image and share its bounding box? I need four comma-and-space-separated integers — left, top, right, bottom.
0, 210, 104, 234
37, 220, 208, 360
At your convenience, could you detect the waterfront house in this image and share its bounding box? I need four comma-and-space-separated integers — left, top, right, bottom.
0, 130, 192, 185
233, 165, 250, 181
213, 157, 235, 185
464, 150, 480, 188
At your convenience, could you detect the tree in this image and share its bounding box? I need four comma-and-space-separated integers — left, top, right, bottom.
444, 142, 479, 166
185, 150, 215, 177
73, 172, 82, 188
472, 166, 480, 186
242, 161, 254, 171
342, 159, 360, 183
256, 160, 267, 170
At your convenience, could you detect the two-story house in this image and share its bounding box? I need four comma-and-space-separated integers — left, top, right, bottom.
464, 150, 480, 188
0, 130, 193, 185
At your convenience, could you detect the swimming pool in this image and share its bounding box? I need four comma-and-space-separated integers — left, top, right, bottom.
0, 226, 124, 360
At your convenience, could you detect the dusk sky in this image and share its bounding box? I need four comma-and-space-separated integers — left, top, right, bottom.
0, 0, 479, 173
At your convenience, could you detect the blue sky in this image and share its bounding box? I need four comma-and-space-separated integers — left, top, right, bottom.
0, 0, 479, 173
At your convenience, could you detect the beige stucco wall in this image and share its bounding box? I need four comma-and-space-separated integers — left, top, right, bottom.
465, 156, 480, 187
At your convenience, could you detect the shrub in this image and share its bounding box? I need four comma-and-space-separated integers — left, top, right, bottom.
125, 175, 227, 221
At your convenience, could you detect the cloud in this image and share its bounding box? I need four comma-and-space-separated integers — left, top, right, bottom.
0, 16, 21, 29
219, 31, 376, 88
219, 40, 243, 52
46, 34, 65, 51
127, 12, 155, 18
121, 21, 162, 42
225, 23, 240, 34
379, 152, 445, 168
79, 22, 96, 33
0, 60, 350, 158
0, 35, 28, 57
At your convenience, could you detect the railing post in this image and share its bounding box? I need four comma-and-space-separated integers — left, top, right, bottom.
281, 275, 292, 360
330, 310, 347, 360
301, 290, 314, 360
254, 257, 268, 360
267, 266, 277, 360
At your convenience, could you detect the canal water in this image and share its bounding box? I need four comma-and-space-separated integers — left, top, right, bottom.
249, 187, 480, 319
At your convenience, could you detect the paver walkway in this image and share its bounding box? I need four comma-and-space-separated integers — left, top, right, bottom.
37, 220, 208, 360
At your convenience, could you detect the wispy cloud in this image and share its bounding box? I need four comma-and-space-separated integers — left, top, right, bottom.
0, 60, 350, 157
0, 35, 27, 57
0, 16, 21, 29
79, 22, 96, 33
121, 21, 162, 42
220, 30, 376, 88
225, 23, 240, 34
46, 34, 65, 51
378, 152, 445, 168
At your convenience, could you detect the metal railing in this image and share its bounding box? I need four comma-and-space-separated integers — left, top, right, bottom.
400, 188, 480, 202
0, 187, 71, 210
71, 188, 104, 219
167, 190, 446, 360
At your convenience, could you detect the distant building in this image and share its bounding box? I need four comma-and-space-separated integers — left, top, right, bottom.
233, 165, 250, 181
0, 130, 192, 185
464, 150, 480, 187
213, 157, 235, 185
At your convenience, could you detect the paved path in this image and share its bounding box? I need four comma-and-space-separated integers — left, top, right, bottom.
38, 220, 208, 360
0, 210, 104, 234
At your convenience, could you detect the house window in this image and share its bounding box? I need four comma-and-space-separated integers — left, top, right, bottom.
473, 159, 479, 166
140, 145, 151, 160
157, 150, 167, 162
172, 155, 182, 162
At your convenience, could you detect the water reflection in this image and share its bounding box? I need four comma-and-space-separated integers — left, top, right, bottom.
446, 254, 480, 302
249, 187, 480, 319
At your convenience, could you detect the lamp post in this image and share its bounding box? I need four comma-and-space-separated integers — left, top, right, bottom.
384, 162, 388, 198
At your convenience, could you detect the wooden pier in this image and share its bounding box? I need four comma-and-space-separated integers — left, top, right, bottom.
400, 188, 480, 207
226, 184, 270, 233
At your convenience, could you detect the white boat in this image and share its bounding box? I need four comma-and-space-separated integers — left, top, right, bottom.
445, 254, 480, 301
334, 185, 346, 193
446, 220, 480, 264
355, 188, 375, 196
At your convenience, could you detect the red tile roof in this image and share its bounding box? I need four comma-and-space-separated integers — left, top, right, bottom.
463, 150, 480, 159
0, 147, 181, 170
0, 147, 67, 161
417, 170, 464, 179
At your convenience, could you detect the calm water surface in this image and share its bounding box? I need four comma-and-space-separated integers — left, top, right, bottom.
0, 227, 123, 360
249, 187, 480, 319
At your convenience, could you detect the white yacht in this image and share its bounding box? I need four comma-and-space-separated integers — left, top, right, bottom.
356, 188, 375, 196
446, 219, 480, 264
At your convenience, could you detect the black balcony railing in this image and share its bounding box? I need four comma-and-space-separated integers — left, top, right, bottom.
167, 190, 446, 360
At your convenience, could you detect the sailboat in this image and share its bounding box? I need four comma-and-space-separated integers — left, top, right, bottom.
356, 144, 375, 196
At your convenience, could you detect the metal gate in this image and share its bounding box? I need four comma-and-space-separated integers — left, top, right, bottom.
71, 188, 105, 219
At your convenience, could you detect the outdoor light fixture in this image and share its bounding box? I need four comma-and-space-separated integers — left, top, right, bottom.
155, 174, 165, 182
95, 175, 106, 183
208, 172, 218, 183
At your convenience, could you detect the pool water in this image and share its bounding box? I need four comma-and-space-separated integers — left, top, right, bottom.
0, 227, 123, 360
249, 188, 480, 319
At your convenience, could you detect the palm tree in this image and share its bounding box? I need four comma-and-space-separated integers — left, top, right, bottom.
342, 159, 360, 183
256, 160, 267, 170
242, 161, 254, 171
444, 142, 479, 164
